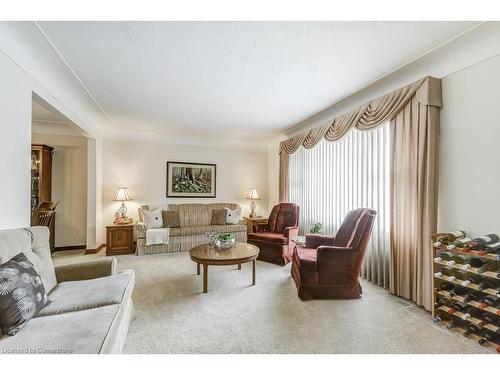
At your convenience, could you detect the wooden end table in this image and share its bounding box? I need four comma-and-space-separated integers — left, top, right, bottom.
189, 242, 259, 293
243, 216, 268, 234
106, 224, 135, 255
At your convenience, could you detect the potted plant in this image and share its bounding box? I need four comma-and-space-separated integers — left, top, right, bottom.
215, 233, 236, 250
310, 222, 323, 234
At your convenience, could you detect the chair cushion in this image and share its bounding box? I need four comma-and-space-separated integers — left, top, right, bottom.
169, 228, 181, 236
0, 305, 121, 354
293, 247, 318, 272
248, 232, 288, 245
37, 270, 134, 317
211, 225, 247, 234
180, 224, 247, 236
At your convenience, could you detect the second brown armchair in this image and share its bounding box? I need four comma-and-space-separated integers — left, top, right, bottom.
247, 203, 299, 265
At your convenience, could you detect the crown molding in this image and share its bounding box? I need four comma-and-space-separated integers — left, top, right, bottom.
283, 22, 500, 138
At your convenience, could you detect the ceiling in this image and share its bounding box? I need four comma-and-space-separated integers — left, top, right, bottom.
32, 97, 85, 136
37, 21, 478, 142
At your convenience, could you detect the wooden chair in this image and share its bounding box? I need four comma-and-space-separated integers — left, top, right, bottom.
31, 209, 56, 227
31, 201, 58, 250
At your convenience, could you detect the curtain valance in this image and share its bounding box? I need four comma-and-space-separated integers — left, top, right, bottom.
279, 76, 442, 155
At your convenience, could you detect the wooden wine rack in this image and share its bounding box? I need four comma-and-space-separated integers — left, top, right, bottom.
431, 232, 500, 354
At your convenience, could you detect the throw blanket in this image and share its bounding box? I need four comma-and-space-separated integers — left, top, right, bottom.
146, 227, 170, 246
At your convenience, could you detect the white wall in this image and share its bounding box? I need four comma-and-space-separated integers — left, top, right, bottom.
0, 23, 106, 247
32, 133, 87, 247
102, 139, 269, 227
0, 51, 32, 229
438, 53, 500, 237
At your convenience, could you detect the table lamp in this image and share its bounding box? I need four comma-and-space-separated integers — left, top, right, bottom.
246, 188, 260, 218
114, 187, 132, 222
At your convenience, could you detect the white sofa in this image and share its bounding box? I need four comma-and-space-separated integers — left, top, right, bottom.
0, 226, 135, 354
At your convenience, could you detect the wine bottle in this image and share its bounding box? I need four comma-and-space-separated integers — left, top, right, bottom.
447, 238, 472, 250
479, 295, 500, 308
485, 242, 500, 254
439, 282, 455, 292
433, 231, 466, 247
437, 297, 453, 308
447, 317, 468, 330
432, 312, 448, 323
478, 331, 500, 346
469, 234, 500, 250
437, 251, 455, 262
461, 305, 483, 320
463, 324, 481, 337
452, 301, 468, 311
452, 285, 469, 296
451, 254, 472, 267
464, 290, 482, 303
469, 257, 487, 268
480, 312, 500, 330
478, 261, 500, 276
434, 267, 455, 279
464, 273, 483, 286
479, 278, 500, 291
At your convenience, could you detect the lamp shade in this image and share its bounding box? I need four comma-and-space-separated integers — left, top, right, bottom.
114, 187, 132, 201
246, 188, 259, 200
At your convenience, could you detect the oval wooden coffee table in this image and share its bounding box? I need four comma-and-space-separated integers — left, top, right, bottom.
189, 242, 259, 293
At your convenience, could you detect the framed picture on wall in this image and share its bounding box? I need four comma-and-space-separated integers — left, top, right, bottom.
166, 161, 217, 198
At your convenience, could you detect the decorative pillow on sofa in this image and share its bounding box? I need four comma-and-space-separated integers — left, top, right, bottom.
0, 252, 50, 336
162, 210, 180, 228
143, 209, 163, 229
211, 209, 227, 225
225, 207, 241, 225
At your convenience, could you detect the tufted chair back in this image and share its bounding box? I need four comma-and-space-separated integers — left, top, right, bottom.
267, 203, 300, 234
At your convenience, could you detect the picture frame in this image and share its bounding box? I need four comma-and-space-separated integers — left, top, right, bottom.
166, 161, 217, 198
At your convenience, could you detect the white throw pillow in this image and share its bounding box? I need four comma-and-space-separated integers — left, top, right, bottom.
225, 207, 241, 225
143, 209, 163, 229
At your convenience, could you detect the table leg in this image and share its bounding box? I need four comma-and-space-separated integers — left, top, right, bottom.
197, 262, 200, 275
252, 259, 256, 285
203, 263, 208, 293
238, 263, 241, 270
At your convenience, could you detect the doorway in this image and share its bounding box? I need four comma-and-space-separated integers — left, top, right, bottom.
31, 94, 89, 252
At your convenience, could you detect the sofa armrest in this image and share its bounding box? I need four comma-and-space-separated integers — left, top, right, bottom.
305, 234, 335, 249
136, 222, 146, 237
284, 226, 299, 239
316, 246, 358, 284
55, 257, 117, 283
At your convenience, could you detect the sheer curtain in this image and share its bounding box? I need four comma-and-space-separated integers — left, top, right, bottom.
288, 122, 391, 288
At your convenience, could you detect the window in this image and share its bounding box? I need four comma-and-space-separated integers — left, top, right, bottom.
288, 122, 390, 287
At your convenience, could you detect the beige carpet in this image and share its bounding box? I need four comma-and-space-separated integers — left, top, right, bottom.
71, 251, 491, 354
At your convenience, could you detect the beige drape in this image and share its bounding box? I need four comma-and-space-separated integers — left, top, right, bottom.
390, 96, 439, 311
278, 76, 442, 310
279, 77, 442, 155
279, 152, 289, 203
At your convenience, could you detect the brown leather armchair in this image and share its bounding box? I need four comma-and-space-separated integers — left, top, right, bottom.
247, 203, 299, 265
291, 208, 376, 300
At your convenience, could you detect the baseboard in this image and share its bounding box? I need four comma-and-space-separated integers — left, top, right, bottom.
85, 243, 106, 255
53, 244, 86, 252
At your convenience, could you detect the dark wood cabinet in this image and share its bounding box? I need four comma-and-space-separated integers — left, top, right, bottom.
31, 144, 53, 211
31, 144, 55, 250
106, 224, 135, 255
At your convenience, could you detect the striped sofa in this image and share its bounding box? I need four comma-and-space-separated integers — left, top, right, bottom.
135, 203, 247, 255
